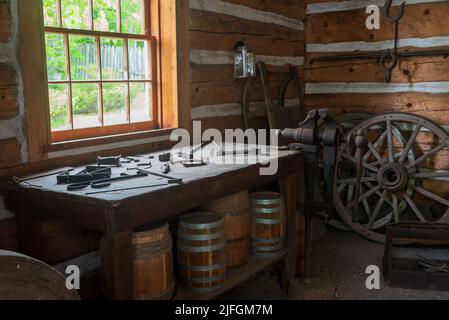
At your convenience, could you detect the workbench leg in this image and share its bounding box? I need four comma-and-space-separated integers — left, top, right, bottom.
280, 173, 297, 289
100, 229, 134, 300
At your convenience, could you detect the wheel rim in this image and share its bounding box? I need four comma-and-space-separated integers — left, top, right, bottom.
333, 113, 449, 243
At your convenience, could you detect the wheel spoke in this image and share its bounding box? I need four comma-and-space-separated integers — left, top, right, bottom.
411, 170, 449, 180
337, 176, 378, 185
337, 183, 347, 195
363, 130, 387, 162
398, 124, 421, 164
344, 185, 381, 212
367, 142, 385, 165
341, 152, 379, 173
412, 185, 449, 207
387, 119, 394, 163
403, 194, 426, 222
392, 194, 399, 222
368, 191, 387, 229
346, 184, 354, 205
407, 143, 446, 170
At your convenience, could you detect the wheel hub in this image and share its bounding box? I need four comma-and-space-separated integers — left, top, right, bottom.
377, 163, 409, 192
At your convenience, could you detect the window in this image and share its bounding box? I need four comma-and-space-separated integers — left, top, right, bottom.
42, 0, 157, 142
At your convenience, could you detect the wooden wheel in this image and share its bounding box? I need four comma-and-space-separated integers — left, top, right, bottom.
333, 113, 449, 243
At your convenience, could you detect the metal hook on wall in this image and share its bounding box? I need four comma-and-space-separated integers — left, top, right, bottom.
383, 0, 406, 23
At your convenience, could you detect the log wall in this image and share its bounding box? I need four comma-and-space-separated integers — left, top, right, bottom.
304, 0, 449, 124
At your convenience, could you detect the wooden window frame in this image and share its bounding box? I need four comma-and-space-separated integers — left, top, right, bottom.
18, 0, 190, 162
46, 0, 157, 142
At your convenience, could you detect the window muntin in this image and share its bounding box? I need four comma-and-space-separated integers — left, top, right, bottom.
43, 0, 156, 142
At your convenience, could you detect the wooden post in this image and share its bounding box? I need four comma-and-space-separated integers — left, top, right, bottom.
100, 229, 134, 300
280, 173, 297, 289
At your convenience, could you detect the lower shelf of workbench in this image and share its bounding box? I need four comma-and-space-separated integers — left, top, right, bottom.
179, 249, 289, 300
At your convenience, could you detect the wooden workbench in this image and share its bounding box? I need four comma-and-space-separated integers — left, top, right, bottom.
0, 144, 303, 300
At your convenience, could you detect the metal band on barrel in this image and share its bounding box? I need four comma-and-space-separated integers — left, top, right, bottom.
177, 231, 225, 241
253, 217, 285, 225
251, 207, 283, 214
179, 263, 226, 272
177, 240, 227, 253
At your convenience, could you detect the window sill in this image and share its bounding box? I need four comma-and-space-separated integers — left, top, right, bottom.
43, 128, 176, 154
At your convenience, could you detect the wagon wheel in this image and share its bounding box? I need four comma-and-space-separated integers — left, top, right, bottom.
324, 113, 375, 231
333, 113, 449, 243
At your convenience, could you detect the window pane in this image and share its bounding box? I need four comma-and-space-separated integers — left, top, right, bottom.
69, 35, 99, 80
72, 83, 101, 129
43, 0, 59, 27
130, 82, 151, 123
93, 0, 118, 32
61, 0, 90, 30
121, 0, 144, 34
46, 34, 67, 81
101, 38, 126, 80
128, 40, 150, 80
103, 83, 128, 126
49, 84, 70, 131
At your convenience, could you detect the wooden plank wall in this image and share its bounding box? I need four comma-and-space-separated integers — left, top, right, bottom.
304, 0, 449, 124
189, 0, 306, 132
0, 0, 21, 171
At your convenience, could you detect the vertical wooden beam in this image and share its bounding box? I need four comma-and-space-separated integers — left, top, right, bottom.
280, 173, 298, 289
18, 0, 51, 162
100, 229, 134, 300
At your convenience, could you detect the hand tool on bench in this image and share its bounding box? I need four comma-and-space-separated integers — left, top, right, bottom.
57, 166, 112, 184
128, 167, 183, 184
13, 167, 75, 187
97, 155, 122, 167
67, 172, 149, 191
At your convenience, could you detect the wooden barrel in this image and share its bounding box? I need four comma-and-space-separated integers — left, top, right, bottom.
198, 191, 251, 268
0, 250, 80, 300
250, 192, 286, 257
178, 212, 227, 293
296, 211, 306, 276
132, 223, 175, 300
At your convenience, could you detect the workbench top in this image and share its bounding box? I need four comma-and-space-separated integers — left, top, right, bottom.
1, 143, 302, 233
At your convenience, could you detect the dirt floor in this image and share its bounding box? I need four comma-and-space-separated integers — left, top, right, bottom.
222, 228, 449, 300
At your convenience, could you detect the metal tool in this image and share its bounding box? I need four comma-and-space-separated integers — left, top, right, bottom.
67, 172, 148, 191
13, 167, 75, 187
97, 156, 121, 167
280, 109, 343, 276
380, 51, 398, 83
57, 166, 112, 184
128, 167, 183, 184
86, 183, 168, 195
161, 163, 171, 174
383, 0, 405, 23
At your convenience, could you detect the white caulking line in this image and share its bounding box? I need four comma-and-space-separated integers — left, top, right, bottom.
307, 36, 449, 53
307, 0, 448, 15
191, 99, 300, 120
189, 0, 304, 30
306, 82, 449, 94
48, 135, 171, 159
55, 251, 101, 277
189, 49, 304, 66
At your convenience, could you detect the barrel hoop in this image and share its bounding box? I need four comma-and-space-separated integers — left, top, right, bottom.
251, 207, 283, 214
179, 216, 224, 230
251, 236, 285, 244
181, 273, 225, 284
177, 240, 226, 253
253, 217, 286, 225
178, 230, 225, 241
182, 282, 225, 294
251, 251, 284, 258
252, 242, 284, 252
132, 224, 170, 244
251, 198, 283, 205
179, 263, 226, 272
